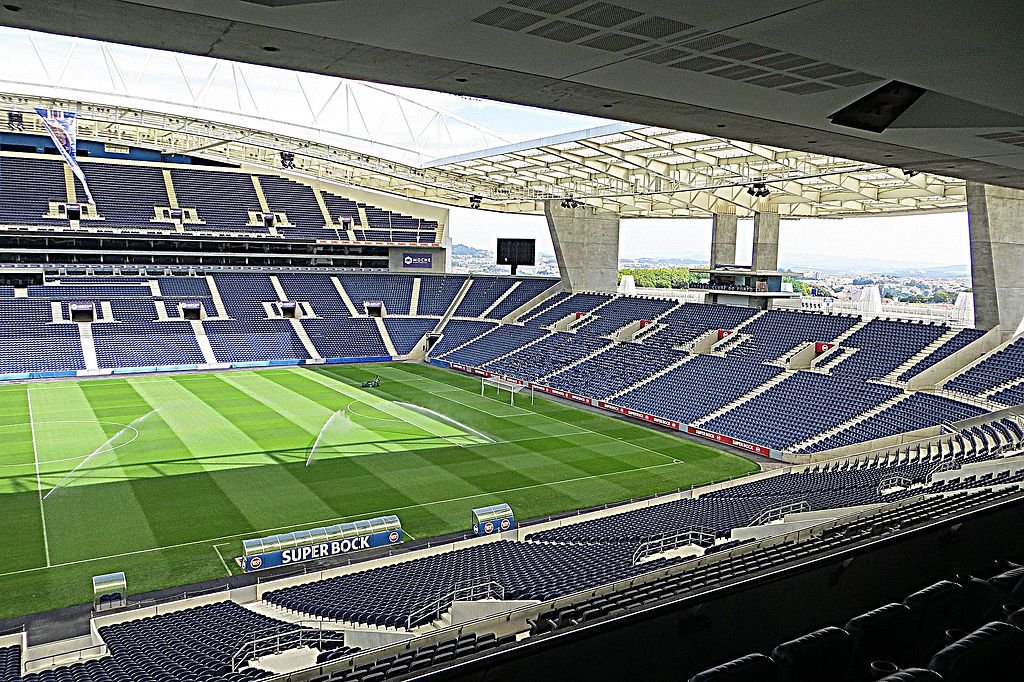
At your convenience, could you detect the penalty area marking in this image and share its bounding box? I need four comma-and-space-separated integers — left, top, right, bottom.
0, 457, 688, 580
384, 366, 675, 462
213, 543, 233, 576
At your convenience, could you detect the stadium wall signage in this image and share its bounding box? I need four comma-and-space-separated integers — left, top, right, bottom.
241, 528, 402, 572
686, 426, 771, 456
402, 253, 433, 268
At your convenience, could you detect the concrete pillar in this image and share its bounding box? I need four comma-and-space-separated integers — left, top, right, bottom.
752, 210, 781, 272
967, 182, 1024, 337
710, 210, 738, 268
544, 200, 620, 293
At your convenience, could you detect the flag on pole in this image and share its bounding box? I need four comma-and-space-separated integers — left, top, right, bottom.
35, 108, 94, 205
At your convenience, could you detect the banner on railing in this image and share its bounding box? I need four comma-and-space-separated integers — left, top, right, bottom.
686, 426, 771, 456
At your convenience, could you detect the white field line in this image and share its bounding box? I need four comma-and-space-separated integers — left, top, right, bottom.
0, 458, 684, 580
388, 366, 679, 465
213, 543, 233, 576
26, 388, 51, 567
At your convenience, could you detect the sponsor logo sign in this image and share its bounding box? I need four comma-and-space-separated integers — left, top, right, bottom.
402, 253, 433, 269
241, 528, 402, 572
686, 426, 771, 456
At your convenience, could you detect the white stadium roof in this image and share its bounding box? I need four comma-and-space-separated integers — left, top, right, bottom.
0, 27, 966, 219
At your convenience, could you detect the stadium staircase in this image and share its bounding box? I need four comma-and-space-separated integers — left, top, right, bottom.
692, 371, 793, 426
605, 354, 698, 401
435, 278, 474, 327
408, 278, 421, 316
481, 329, 554, 370
500, 285, 564, 324
885, 327, 963, 382
191, 321, 218, 363
789, 392, 915, 452
374, 318, 399, 356
478, 282, 520, 318
535, 341, 618, 384
811, 346, 857, 373
981, 374, 1024, 400
204, 275, 231, 319
330, 276, 361, 316
77, 323, 99, 370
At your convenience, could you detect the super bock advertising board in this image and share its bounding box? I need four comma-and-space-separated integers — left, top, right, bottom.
241, 528, 403, 572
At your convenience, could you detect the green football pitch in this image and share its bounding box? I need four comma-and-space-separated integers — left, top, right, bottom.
0, 362, 757, 620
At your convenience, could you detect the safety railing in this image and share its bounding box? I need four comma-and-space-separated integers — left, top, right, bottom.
230, 621, 346, 672
631, 527, 717, 565
747, 500, 809, 526
405, 578, 505, 630
24, 644, 108, 673
877, 475, 913, 495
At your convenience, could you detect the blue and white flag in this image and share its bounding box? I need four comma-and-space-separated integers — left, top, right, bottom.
35, 108, 94, 205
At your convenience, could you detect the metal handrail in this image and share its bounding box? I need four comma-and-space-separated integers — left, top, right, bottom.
23, 644, 108, 673
877, 475, 913, 495
632, 527, 717, 565
405, 578, 506, 630
747, 500, 809, 526
230, 621, 345, 672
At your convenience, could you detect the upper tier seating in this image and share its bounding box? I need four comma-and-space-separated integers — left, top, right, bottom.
483, 331, 610, 382
0, 156, 67, 226
728, 309, 860, 361
520, 292, 613, 327
171, 168, 263, 233
545, 342, 687, 399
946, 338, 1024, 396
485, 279, 560, 320
78, 162, 172, 230
615, 355, 784, 425
831, 319, 948, 380
898, 327, 987, 381
259, 175, 327, 240
453, 277, 517, 318
338, 274, 413, 315
572, 296, 677, 337
645, 302, 759, 348
417, 275, 468, 316
703, 373, 903, 450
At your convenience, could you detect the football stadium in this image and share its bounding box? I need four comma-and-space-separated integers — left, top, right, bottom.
0, 3, 1022, 681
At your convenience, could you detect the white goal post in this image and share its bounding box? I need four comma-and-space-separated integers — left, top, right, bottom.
481, 376, 534, 406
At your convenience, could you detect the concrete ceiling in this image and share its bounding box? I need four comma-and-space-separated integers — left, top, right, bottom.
1, 0, 1023, 191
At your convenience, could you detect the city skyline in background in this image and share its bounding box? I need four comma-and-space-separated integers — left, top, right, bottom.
449, 208, 972, 272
